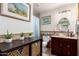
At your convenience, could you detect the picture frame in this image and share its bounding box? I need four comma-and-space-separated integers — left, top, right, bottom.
41, 16, 51, 25
0, 3, 31, 22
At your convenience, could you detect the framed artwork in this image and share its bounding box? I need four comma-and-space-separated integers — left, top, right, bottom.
0, 3, 31, 22
41, 16, 51, 25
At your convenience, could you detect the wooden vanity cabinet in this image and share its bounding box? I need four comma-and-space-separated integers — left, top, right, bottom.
51, 37, 77, 56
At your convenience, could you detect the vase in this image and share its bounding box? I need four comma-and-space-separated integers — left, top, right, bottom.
4, 38, 12, 43
20, 37, 24, 40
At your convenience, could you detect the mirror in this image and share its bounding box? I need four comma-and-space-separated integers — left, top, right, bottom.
57, 18, 70, 31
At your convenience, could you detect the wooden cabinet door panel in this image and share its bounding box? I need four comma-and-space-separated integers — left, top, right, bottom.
21, 45, 29, 56
62, 45, 71, 56
51, 38, 62, 55
70, 40, 77, 56
32, 42, 40, 56
62, 39, 71, 56
62, 39, 77, 56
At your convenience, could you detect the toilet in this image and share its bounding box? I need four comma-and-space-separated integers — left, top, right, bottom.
42, 34, 51, 53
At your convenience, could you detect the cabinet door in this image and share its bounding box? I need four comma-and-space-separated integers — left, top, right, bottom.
32, 41, 40, 56
70, 40, 77, 56
62, 39, 77, 56
21, 45, 29, 56
62, 39, 71, 56
51, 38, 62, 55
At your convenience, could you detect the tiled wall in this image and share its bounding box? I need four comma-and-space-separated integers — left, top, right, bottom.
40, 31, 73, 38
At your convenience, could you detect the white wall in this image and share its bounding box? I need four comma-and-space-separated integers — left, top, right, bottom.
40, 4, 77, 33
0, 4, 33, 35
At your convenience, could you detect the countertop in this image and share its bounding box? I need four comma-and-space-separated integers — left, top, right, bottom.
51, 35, 78, 40
0, 38, 41, 53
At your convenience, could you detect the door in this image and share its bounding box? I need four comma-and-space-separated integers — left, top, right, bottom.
32, 16, 40, 39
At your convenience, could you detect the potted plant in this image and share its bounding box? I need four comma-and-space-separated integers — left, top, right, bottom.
20, 32, 24, 40
4, 31, 12, 43
28, 33, 33, 38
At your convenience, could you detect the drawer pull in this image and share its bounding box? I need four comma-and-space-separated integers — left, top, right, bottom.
67, 45, 70, 48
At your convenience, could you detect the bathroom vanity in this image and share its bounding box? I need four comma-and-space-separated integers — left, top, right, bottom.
51, 36, 77, 56
0, 38, 42, 56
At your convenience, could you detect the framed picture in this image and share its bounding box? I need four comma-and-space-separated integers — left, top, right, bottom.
41, 16, 51, 25
0, 3, 31, 22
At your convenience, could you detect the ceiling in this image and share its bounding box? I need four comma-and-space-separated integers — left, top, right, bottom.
33, 3, 71, 15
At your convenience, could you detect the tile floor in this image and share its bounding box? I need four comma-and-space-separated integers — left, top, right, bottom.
42, 47, 56, 56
